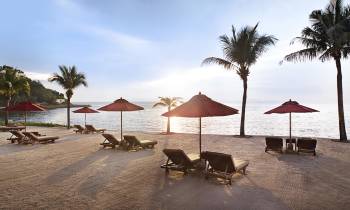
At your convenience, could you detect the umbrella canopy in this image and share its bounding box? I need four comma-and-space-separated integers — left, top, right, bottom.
6, 101, 46, 131
264, 99, 319, 139
73, 107, 99, 126
6, 101, 46, 112
98, 98, 144, 140
162, 92, 239, 153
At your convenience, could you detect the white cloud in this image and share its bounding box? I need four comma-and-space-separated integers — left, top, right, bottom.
82, 25, 152, 50
54, 0, 152, 51
24, 71, 51, 81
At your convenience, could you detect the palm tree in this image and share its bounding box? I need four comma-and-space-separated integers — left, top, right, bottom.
202, 23, 277, 136
153, 97, 182, 134
0, 65, 30, 125
49, 65, 87, 129
283, 0, 350, 142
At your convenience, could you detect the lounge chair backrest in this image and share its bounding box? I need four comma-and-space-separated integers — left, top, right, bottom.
124, 135, 140, 146
265, 137, 283, 147
163, 149, 193, 167
23, 132, 38, 140
85, 124, 96, 131
10, 130, 25, 139
74, 125, 85, 130
102, 133, 119, 144
201, 151, 235, 173
297, 138, 317, 150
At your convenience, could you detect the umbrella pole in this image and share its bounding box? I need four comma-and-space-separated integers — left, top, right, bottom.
199, 117, 202, 155
289, 112, 292, 139
120, 111, 123, 140
25, 111, 27, 132
85, 113, 86, 127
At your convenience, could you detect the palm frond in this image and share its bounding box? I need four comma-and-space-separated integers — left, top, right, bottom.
152, 102, 166, 108
49, 65, 88, 95
284, 48, 319, 62
201, 57, 234, 70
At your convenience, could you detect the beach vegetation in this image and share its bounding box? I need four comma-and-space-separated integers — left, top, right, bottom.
49, 65, 87, 129
202, 23, 277, 137
283, 0, 350, 141
153, 97, 182, 134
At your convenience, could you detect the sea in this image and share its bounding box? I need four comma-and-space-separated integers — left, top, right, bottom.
2, 102, 350, 139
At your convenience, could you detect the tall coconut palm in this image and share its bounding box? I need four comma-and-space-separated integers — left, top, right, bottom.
202, 23, 277, 136
49, 65, 87, 129
153, 97, 182, 134
283, 0, 350, 142
0, 65, 30, 125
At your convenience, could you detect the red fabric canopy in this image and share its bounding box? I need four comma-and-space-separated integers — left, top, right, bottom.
6, 101, 46, 112
98, 98, 144, 140
73, 107, 99, 113
98, 98, 144, 112
162, 92, 239, 154
162, 92, 239, 118
5, 101, 46, 131
265, 100, 319, 114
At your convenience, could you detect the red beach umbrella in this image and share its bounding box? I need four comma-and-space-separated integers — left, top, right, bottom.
73, 107, 99, 126
98, 98, 144, 140
264, 99, 319, 139
162, 92, 239, 154
6, 101, 46, 131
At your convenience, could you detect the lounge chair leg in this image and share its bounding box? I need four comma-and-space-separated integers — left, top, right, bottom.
243, 167, 247, 175
165, 159, 170, 174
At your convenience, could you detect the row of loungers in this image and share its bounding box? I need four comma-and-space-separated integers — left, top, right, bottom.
74, 124, 106, 134
7, 130, 59, 144
265, 137, 317, 155
100, 133, 158, 150
161, 149, 249, 185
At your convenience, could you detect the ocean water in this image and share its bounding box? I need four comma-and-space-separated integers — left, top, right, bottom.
2, 102, 350, 139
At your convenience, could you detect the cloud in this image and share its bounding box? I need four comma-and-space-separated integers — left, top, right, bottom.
24, 71, 51, 81
81, 25, 152, 50
54, 0, 153, 51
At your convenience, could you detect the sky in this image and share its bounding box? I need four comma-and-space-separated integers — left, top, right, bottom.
0, 0, 349, 104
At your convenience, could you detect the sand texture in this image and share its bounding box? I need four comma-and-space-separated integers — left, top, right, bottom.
0, 127, 349, 210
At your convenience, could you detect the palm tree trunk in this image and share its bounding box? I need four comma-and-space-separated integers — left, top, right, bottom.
240, 78, 248, 136
335, 58, 347, 141
167, 106, 170, 134
4, 98, 10, 125
67, 98, 71, 129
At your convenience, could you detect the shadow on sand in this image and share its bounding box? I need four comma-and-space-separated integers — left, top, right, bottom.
46, 148, 155, 198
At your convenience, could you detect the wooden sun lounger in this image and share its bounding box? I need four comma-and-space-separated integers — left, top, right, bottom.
265, 137, 283, 153
7, 130, 30, 144
161, 149, 200, 174
123, 135, 157, 150
85, 124, 106, 133
23, 132, 58, 144
297, 138, 317, 156
0, 126, 25, 132
73, 125, 87, 134
100, 133, 121, 148
201, 151, 249, 185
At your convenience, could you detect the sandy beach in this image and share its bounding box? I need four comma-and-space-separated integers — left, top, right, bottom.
0, 127, 349, 210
